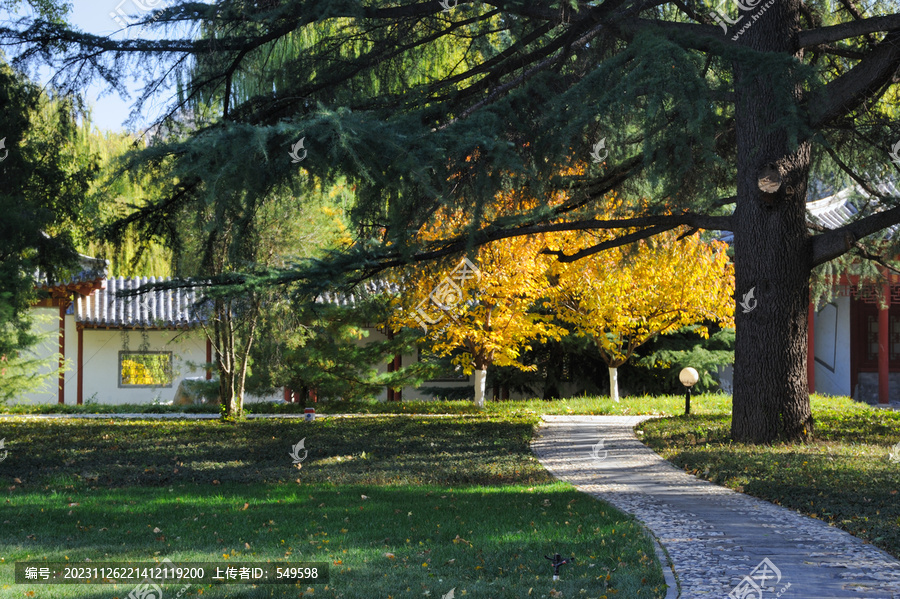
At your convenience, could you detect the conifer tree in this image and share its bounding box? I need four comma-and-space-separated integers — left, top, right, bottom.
6, 0, 900, 440
0, 59, 96, 401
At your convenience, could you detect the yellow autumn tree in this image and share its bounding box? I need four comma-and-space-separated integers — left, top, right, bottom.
391, 195, 567, 407
546, 228, 735, 401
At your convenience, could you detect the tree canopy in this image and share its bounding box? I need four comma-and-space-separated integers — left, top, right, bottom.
548, 224, 734, 401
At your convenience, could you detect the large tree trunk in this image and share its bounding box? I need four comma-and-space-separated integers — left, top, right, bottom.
731, 1, 814, 443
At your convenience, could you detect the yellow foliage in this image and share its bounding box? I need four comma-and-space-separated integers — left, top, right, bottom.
392, 173, 734, 378
546, 229, 734, 367
391, 190, 567, 373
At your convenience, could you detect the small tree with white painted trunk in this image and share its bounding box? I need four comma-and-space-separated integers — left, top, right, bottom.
393, 218, 565, 407
547, 229, 734, 402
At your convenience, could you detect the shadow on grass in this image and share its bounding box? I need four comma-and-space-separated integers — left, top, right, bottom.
0, 416, 549, 488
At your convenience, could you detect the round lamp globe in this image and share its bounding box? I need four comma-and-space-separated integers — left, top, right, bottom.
679, 367, 700, 388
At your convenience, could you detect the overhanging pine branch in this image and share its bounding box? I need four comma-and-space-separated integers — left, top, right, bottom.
821, 144, 889, 200
551, 154, 645, 216
611, 18, 731, 54
808, 220, 900, 274
541, 223, 679, 262
810, 204, 900, 267
798, 14, 900, 48
369, 212, 732, 273
810, 30, 900, 128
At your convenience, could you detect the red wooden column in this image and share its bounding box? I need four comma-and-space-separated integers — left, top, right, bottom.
76, 326, 84, 405
386, 356, 395, 402
807, 302, 815, 394
58, 300, 66, 405
879, 283, 890, 405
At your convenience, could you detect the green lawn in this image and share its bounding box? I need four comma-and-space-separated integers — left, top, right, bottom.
0, 392, 733, 417
0, 415, 666, 598
638, 394, 900, 559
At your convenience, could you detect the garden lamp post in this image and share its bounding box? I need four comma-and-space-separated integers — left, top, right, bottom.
679, 367, 699, 416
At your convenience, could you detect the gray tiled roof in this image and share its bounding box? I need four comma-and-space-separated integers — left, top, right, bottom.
805, 187, 859, 230
315, 279, 400, 306
805, 179, 900, 237
73, 274, 395, 328
75, 276, 206, 329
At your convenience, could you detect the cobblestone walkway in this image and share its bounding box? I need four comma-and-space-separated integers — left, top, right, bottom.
531, 415, 900, 598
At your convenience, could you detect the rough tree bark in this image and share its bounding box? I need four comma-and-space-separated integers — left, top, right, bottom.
731, 0, 815, 442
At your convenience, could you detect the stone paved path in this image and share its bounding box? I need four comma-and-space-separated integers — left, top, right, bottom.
531, 415, 900, 598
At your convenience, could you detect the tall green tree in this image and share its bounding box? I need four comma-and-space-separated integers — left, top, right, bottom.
0, 59, 97, 401
7, 1, 900, 440
80, 127, 173, 277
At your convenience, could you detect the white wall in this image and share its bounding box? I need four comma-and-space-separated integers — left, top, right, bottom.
77, 327, 209, 404
813, 296, 852, 397
716, 364, 734, 394
15, 313, 539, 405
15, 314, 212, 405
